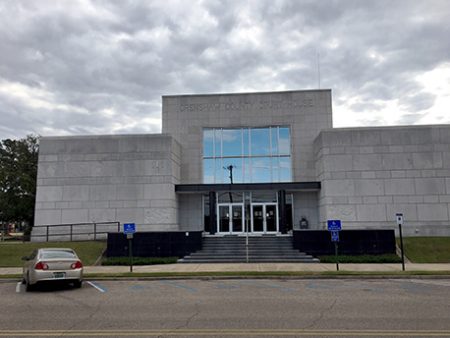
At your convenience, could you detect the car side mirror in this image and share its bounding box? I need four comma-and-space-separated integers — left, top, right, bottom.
21, 256, 30, 261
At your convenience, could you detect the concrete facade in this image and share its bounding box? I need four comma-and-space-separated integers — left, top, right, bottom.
315, 125, 450, 236
162, 90, 333, 183
32, 89, 450, 239
33, 134, 180, 239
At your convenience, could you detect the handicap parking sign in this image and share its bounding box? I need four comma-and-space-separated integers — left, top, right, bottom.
327, 220, 341, 231
330, 231, 339, 242
123, 223, 136, 234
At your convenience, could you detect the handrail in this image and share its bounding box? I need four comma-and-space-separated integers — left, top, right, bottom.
32, 221, 121, 242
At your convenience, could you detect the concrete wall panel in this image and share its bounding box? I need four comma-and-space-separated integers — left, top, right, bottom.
34, 209, 62, 225
33, 134, 182, 240
293, 192, 319, 229
384, 179, 416, 195
356, 205, 387, 222
62, 186, 90, 201
36, 186, 63, 202
354, 180, 385, 196
317, 125, 450, 235
417, 204, 449, 221
62, 209, 88, 223
414, 178, 446, 195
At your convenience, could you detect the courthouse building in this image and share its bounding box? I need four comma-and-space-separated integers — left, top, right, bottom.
33, 89, 450, 241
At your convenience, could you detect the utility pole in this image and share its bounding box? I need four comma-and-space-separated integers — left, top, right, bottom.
224, 165, 234, 184
224, 165, 234, 203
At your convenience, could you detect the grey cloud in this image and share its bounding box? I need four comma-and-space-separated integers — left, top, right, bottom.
399, 92, 436, 112
0, 0, 449, 139
349, 101, 385, 113
396, 113, 427, 125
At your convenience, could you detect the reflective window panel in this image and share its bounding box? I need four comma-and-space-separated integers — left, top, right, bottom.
279, 127, 290, 155
251, 128, 270, 156
222, 129, 242, 157
203, 129, 214, 157
222, 157, 242, 183
203, 158, 214, 183
203, 126, 292, 183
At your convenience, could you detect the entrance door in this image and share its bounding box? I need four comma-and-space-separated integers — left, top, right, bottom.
217, 204, 244, 234
251, 204, 278, 233
252, 205, 264, 232
218, 205, 230, 233
265, 204, 277, 232
231, 205, 243, 232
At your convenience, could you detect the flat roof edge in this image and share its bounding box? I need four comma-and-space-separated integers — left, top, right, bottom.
163, 89, 331, 98
322, 124, 450, 133
40, 133, 170, 141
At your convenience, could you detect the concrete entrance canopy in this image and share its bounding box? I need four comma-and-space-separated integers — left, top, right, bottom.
175, 182, 321, 193
176, 182, 321, 235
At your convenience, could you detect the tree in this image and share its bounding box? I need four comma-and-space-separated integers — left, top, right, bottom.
0, 135, 39, 231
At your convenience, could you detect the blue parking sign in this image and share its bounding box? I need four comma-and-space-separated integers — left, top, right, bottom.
123, 223, 136, 234
327, 220, 341, 231
330, 231, 339, 242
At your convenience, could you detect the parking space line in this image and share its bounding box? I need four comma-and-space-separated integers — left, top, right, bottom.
214, 281, 240, 289
16, 282, 22, 293
129, 284, 146, 291
260, 282, 296, 293
86, 281, 107, 293
245, 280, 296, 293
159, 280, 197, 293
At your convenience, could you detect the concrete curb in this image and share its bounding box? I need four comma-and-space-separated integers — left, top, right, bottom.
2, 272, 450, 283
87, 274, 450, 281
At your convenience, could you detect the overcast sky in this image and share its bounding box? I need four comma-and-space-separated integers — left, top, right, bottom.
0, 0, 449, 140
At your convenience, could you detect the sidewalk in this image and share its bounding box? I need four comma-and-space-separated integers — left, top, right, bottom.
1, 263, 450, 276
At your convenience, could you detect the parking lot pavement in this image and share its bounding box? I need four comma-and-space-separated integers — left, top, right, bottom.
1, 278, 450, 336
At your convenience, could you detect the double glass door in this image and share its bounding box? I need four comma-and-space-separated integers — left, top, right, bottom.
218, 204, 244, 234
217, 202, 279, 234
251, 204, 278, 233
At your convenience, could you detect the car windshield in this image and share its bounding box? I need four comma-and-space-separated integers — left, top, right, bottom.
40, 250, 77, 259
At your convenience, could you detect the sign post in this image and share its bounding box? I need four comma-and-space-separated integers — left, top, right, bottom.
245, 212, 249, 263
123, 223, 136, 273
327, 220, 342, 271
396, 213, 405, 271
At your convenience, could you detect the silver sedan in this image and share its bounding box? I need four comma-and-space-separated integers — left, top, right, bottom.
22, 248, 83, 291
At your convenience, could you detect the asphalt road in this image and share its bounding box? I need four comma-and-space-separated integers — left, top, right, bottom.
1, 278, 450, 337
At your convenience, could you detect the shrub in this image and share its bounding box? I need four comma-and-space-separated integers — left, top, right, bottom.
318, 254, 402, 263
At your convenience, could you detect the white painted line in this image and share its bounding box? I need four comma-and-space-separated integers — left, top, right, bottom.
16, 282, 22, 293
87, 281, 107, 293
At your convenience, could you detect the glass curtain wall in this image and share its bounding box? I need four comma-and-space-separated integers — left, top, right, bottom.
203, 127, 292, 183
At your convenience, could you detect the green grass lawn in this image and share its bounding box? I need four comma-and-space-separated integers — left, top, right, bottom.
400, 237, 450, 263
0, 241, 106, 267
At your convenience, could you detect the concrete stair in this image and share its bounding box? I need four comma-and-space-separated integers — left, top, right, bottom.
179, 235, 319, 263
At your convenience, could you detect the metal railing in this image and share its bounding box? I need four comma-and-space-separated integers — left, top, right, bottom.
32, 221, 121, 242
